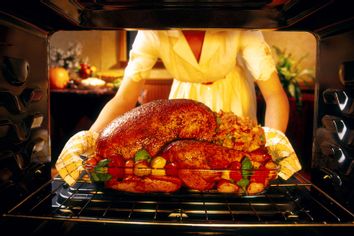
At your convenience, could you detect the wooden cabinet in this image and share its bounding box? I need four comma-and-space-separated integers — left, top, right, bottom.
139, 79, 173, 104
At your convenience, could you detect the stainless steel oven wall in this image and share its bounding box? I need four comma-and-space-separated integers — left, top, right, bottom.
0, 13, 50, 213
313, 29, 354, 212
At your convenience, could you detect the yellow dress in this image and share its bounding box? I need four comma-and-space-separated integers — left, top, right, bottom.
124, 30, 276, 121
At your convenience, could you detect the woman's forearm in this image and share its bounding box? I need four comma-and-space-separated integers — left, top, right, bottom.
257, 72, 289, 133
264, 94, 289, 132
90, 97, 134, 132
90, 78, 145, 133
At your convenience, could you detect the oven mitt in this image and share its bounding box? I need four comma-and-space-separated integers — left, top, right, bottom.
55, 130, 99, 186
263, 127, 302, 180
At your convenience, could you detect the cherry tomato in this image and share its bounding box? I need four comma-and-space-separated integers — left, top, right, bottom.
250, 148, 271, 163
84, 158, 97, 170
125, 159, 134, 175
165, 162, 178, 177
108, 167, 125, 179
108, 154, 125, 167
229, 161, 241, 169
105, 154, 125, 179
229, 161, 242, 182
250, 166, 269, 184
230, 170, 242, 182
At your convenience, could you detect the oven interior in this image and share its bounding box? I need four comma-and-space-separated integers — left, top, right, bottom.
0, 0, 353, 234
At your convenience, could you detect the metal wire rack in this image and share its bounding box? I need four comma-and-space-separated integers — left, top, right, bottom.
3, 173, 354, 230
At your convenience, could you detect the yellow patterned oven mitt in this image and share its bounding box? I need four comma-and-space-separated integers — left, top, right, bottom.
55, 130, 98, 186
263, 127, 302, 180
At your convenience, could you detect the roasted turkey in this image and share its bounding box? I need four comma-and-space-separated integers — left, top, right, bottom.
85, 99, 278, 194
96, 99, 217, 160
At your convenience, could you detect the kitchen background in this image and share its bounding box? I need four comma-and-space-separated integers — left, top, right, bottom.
49, 30, 317, 174
50, 30, 316, 81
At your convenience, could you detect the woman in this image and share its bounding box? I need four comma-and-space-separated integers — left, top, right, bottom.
56, 29, 289, 185
91, 29, 288, 132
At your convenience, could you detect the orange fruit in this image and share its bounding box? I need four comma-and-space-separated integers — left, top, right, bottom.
90, 66, 97, 73
49, 67, 70, 89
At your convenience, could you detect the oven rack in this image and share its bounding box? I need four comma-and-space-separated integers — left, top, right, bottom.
3, 173, 354, 229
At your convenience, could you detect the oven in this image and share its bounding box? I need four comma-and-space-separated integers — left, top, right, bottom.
0, 0, 353, 235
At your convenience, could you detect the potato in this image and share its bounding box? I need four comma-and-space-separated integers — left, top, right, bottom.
247, 182, 265, 194
217, 180, 239, 193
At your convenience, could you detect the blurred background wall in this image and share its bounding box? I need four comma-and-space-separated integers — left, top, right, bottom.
50, 30, 317, 75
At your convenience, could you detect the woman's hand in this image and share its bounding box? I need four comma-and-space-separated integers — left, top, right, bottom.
55, 130, 98, 186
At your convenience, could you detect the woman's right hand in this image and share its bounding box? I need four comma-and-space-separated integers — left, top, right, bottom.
55, 130, 99, 186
